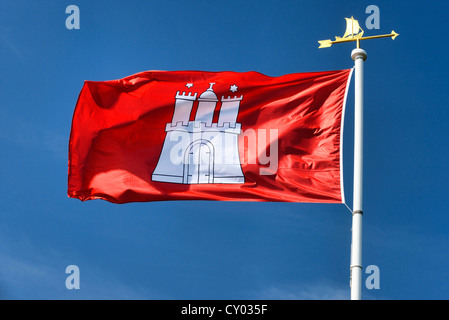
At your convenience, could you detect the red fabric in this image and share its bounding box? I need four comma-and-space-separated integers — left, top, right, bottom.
68, 69, 352, 204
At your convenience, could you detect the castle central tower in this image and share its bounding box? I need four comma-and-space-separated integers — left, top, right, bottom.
195, 83, 218, 126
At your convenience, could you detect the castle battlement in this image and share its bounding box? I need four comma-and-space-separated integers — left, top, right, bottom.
166, 121, 241, 134
221, 95, 243, 102
175, 91, 197, 101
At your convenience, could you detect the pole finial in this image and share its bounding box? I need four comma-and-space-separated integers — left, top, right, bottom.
351, 48, 367, 61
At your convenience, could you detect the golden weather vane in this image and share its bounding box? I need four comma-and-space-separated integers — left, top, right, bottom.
318, 16, 399, 49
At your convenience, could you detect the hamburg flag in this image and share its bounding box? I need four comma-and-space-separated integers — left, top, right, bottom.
68, 69, 353, 204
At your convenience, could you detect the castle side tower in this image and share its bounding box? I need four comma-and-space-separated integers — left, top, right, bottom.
218, 95, 243, 127
195, 83, 218, 126
171, 92, 197, 126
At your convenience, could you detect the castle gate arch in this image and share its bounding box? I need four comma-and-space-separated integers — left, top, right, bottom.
183, 140, 215, 184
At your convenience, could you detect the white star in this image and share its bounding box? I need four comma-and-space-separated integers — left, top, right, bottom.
230, 84, 238, 93
186, 83, 193, 88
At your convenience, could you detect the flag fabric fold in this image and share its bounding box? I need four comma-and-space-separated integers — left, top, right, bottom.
68, 69, 352, 204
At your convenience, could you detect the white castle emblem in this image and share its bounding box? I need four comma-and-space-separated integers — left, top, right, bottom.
152, 83, 245, 184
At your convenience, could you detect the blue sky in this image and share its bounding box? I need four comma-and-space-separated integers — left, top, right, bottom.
0, 0, 448, 300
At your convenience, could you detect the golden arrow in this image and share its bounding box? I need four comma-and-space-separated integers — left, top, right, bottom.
318, 17, 399, 48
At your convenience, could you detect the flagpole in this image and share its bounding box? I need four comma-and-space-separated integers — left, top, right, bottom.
318, 16, 398, 301
350, 47, 367, 300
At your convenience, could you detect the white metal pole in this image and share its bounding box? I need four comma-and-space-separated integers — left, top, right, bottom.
350, 47, 367, 300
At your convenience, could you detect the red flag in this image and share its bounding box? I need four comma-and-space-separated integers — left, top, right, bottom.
68, 69, 352, 204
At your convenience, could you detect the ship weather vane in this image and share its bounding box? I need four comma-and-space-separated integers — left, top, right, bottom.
318, 16, 399, 48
